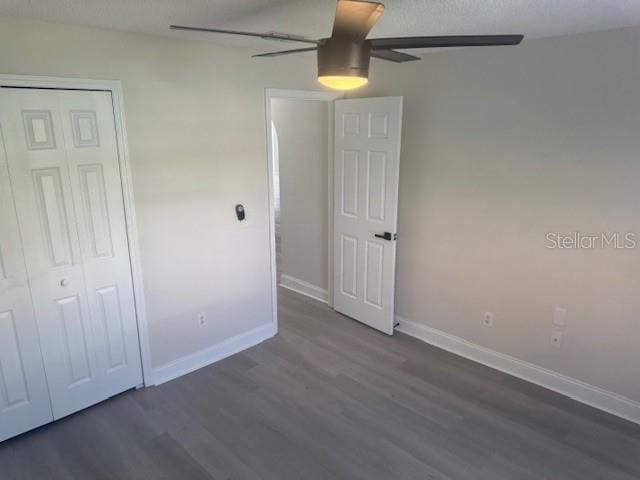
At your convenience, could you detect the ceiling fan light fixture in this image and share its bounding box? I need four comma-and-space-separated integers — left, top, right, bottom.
171, 1, 524, 91
316, 37, 371, 90
318, 75, 369, 90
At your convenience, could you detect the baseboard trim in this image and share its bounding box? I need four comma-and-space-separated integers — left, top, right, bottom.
279, 274, 328, 304
152, 322, 277, 386
396, 316, 640, 425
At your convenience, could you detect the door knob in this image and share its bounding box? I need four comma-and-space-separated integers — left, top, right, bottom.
374, 232, 396, 241
60, 278, 69, 287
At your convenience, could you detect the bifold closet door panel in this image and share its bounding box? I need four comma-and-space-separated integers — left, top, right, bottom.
0, 118, 53, 442
57, 90, 142, 398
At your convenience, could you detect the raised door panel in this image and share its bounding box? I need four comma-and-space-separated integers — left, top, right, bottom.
22, 110, 56, 150
364, 241, 384, 309
340, 235, 358, 299
0, 310, 30, 411
96, 285, 127, 372
341, 150, 360, 218
56, 295, 93, 386
32, 168, 74, 268
70, 111, 100, 148
78, 164, 114, 259
368, 112, 389, 139
342, 113, 360, 137
366, 151, 387, 223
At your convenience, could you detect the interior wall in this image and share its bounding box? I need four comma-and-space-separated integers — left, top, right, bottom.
271, 98, 329, 292
356, 26, 640, 402
0, 15, 321, 369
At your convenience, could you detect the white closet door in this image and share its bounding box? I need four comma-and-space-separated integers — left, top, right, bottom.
0, 121, 53, 442
0, 88, 142, 420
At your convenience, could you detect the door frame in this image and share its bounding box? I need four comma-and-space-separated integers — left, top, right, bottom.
264, 88, 343, 327
0, 74, 153, 387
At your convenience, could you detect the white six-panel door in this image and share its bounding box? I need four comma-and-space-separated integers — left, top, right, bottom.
0, 121, 53, 442
333, 97, 403, 335
0, 88, 142, 424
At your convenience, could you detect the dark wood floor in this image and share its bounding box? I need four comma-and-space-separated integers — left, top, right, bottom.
2, 288, 640, 479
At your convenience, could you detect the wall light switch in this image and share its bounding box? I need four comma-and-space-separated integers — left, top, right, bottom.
553, 307, 567, 328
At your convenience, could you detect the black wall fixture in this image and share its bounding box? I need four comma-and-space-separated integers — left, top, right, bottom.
235, 204, 246, 222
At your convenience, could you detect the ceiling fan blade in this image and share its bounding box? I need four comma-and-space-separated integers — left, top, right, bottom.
253, 47, 318, 58
371, 50, 420, 63
369, 34, 524, 50
332, 0, 385, 42
170, 25, 318, 44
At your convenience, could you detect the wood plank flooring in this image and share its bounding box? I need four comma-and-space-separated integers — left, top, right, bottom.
1, 288, 639, 479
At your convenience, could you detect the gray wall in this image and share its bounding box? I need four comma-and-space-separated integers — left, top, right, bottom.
271, 98, 329, 291
0, 15, 320, 369
356, 27, 640, 402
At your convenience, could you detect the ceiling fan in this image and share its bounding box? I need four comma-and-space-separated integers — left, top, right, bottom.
171, 0, 524, 91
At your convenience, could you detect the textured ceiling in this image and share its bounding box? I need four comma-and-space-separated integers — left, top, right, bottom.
2, 0, 640, 54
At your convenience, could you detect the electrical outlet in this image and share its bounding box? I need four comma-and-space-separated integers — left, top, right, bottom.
551, 330, 563, 347
553, 307, 567, 328
483, 312, 494, 328
197, 312, 207, 327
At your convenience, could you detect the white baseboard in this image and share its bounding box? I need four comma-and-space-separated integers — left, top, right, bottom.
152, 322, 277, 386
279, 274, 328, 304
396, 316, 640, 425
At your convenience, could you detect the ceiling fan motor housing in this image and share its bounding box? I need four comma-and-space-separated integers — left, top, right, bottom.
317, 37, 371, 79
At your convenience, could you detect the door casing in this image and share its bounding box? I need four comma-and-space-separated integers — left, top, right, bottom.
0, 74, 153, 387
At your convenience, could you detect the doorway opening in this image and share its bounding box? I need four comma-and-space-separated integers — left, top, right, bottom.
265, 90, 403, 336
265, 89, 341, 323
